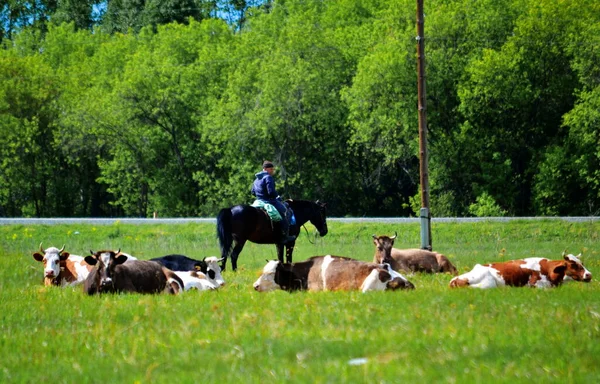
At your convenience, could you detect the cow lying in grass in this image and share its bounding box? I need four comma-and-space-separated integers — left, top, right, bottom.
253, 255, 415, 293
151, 255, 225, 289
84, 249, 182, 295
372, 234, 457, 275
32, 243, 93, 286
449, 253, 591, 289
172, 257, 226, 291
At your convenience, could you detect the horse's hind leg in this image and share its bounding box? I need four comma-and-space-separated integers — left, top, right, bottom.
276, 244, 284, 263
231, 241, 246, 272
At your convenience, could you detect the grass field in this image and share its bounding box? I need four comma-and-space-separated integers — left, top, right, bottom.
1, 219, 599, 383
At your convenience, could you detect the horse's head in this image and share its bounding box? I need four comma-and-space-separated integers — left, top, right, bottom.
311, 200, 328, 237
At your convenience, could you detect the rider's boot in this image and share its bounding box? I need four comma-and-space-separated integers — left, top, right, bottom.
280, 217, 296, 244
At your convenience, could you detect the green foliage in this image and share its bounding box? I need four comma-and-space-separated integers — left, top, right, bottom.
0, 0, 599, 217
468, 192, 507, 217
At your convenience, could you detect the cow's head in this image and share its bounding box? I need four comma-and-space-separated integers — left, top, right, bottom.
203, 256, 225, 286
32, 243, 70, 285
253, 260, 283, 292
85, 249, 128, 291
372, 233, 397, 264
253, 260, 303, 292
563, 253, 592, 282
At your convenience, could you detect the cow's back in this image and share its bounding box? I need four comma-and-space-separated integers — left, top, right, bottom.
389, 248, 440, 273
113, 260, 169, 293
150, 254, 205, 272
308, 256, 380, 291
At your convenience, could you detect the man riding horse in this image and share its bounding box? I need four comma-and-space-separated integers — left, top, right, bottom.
251, 160, 296, 244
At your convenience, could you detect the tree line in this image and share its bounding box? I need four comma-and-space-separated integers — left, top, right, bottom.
0, 0, 599, 218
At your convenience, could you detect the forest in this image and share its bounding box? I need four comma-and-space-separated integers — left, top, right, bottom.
0, 0, 599, 218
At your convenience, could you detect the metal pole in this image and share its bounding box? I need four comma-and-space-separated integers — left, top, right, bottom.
416, 0, 432, 250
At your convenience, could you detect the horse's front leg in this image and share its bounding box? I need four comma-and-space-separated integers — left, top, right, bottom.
285, 241, 296, 264
276, 244, 285, 263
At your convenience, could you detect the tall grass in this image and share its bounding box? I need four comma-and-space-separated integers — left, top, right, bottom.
1, 220, 599, 383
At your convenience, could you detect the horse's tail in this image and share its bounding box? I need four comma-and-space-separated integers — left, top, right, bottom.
216, 208, 233, 270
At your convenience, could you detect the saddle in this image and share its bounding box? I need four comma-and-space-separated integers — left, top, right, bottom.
251, 200, 282, 222
251, 200, 296, 225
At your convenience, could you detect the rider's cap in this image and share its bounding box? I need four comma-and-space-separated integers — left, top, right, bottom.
262, 161, 274, 169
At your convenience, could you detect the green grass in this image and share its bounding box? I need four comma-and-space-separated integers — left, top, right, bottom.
1, 220, 599, 383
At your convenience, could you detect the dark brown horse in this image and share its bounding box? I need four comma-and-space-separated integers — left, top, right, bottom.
216, 199, 328, 271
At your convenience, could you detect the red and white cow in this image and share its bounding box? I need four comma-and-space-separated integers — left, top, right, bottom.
253, 255, 415, 293
449, 254, 589, 289
32, 243, 93, 286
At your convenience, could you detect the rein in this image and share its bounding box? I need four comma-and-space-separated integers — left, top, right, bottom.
301, 224, 319, 245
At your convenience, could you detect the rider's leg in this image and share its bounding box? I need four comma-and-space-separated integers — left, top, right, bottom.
272, 200, 296, 244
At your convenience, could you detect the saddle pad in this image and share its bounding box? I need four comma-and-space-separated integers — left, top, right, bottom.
251, 200, 282, 222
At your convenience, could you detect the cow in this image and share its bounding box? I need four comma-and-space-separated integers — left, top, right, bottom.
372, 233, 457, 275
149, 254, 208, 273
32, 243, 93, 286
554, 253, 592, 282
150, 254, 225, 287
448, 254, 589, 289
253, 255, 415, 293
83, 249, 183, 295
172, 256, 226, 291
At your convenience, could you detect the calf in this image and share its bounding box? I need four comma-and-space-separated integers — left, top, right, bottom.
448, 255, 582, 289
372, 234, 457, 275
32, 243, 93, 286
253, 255, 415, 293
83, 250, 182, 295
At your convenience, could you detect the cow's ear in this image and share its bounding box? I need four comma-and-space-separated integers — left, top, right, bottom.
378, 270, 392, 283
33, 253, 44, 262
84, 256, 97, 265
553, 264, 567, 275
114, 255, 128, 265
59, 252, 70, 261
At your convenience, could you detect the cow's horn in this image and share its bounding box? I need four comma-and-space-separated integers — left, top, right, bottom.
372, 234, 377, 239
90, 250, 94, 255
391, 231, 397, 240
39, 242, 44, 253
59, 244, 65, 253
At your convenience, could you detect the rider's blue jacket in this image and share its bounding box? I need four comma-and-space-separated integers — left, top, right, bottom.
251, 171, 279, 202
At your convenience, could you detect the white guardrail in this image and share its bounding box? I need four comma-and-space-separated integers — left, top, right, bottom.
0, 217, 598, 225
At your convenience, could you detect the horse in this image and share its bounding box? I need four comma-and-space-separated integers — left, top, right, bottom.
216, 199, 328, 271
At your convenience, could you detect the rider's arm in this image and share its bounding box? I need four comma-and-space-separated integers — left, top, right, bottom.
265, 176, 278, 199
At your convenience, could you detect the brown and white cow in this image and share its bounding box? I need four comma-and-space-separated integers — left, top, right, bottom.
448, 254, 589, 289
83, 250, 182, 295
372, 234, 457, 275
253, 255, 415, 293
32, 243, 93, 286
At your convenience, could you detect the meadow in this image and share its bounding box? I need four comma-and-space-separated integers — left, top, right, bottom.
1, 219, 599, 383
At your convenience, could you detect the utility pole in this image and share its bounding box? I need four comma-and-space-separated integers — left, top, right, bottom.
416, 0, 432, 250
